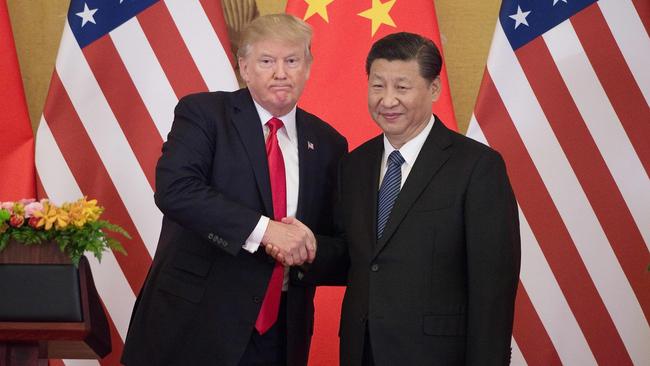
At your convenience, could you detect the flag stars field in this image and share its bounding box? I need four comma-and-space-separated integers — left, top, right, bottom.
75, 2, 98, 27
509, 5, 531, 29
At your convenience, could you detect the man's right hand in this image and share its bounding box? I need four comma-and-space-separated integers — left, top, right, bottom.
261, 217, 315, 266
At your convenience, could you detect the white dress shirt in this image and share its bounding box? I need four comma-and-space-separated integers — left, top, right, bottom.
242, 101, 300, 253
241, 102, 299, 290
379, 115, 435, 189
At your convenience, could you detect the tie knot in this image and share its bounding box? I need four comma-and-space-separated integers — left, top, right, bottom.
388, 150, 405, 167
266, 117, 284, 134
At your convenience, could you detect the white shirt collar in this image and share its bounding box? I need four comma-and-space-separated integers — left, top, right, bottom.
253, 100, 297, 142
382, 115, 435, 167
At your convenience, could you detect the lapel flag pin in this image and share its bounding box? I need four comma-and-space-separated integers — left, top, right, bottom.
307, 141, 314, 150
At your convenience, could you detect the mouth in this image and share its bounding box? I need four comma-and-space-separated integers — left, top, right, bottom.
379, 112, 402, 121
270, 85, 292, 91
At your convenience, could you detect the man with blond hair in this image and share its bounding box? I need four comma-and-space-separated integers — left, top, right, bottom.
122, 14, 347, 366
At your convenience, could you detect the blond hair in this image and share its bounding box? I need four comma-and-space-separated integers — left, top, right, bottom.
237, 13, 313, 61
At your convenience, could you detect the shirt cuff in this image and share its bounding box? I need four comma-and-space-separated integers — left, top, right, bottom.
242, 215, 270, 253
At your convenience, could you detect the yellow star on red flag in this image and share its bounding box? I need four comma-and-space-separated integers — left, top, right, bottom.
304, 0, 336, 23
358, 0, 397, 36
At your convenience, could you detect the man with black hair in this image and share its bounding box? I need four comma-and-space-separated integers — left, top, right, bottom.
277, 32, 520, 365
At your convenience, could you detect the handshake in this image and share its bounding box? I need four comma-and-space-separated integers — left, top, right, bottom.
261, 217, 316, 266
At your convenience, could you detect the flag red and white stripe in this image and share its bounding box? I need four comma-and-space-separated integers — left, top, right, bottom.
467, 0, 649, 364
35, 1, 238, 364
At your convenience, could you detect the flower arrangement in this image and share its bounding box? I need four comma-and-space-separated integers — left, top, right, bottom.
0, 198, 128, 265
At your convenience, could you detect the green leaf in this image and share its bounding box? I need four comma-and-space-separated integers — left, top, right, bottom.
0, 209, 10, 222
0, 234, 9, 251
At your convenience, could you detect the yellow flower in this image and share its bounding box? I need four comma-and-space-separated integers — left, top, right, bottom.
64, 202, 86, 228
80, 198, 102, 222
33, 201, 69, 230
33, 201, 54, 230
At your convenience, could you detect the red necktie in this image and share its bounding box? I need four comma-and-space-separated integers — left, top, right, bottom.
255, 117, 286, 334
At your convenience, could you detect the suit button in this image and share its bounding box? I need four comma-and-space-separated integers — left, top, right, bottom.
208, 233, 214, 240
221, 241, 228, 247
370, 263, 379, 272
297, 271, 305, 280
253, 296, 261, 303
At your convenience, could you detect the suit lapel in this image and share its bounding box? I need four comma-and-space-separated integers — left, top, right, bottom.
373, 119, 453, 259
229, 89, 273, 217
295, 109, 317, 221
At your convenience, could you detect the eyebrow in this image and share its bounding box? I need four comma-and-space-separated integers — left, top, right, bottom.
258, 52, 300, 58
370, 74, 411, 83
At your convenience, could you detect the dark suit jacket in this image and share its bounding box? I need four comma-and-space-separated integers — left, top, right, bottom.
121, 89, 347, 366
304, 118, 520, 366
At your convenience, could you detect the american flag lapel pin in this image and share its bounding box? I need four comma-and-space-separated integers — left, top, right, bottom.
307, 141, 314, 150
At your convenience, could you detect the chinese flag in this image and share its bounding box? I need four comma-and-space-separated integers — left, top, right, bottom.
287, 0, 456, 150
286, 1, 456, 364
0, 0, 35, 201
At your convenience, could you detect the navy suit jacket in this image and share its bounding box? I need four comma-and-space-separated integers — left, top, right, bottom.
122, 88, 347, 366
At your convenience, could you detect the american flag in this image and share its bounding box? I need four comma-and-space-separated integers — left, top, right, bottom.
34, 0, 238, 364
467, 0, 649, 364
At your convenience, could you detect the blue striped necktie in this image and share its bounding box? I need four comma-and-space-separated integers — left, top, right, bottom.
377, 150, 405, 239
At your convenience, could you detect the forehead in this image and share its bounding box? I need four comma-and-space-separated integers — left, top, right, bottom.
369, 59, 422, 81
248, 38, 305, 56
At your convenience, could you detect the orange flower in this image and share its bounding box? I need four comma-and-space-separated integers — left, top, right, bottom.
63, 198, 103, 227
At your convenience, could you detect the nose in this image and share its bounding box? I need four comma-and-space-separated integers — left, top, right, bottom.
380, 88, 399, 108
273, 62, 287, 79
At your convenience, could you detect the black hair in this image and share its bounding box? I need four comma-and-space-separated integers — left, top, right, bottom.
365, 32, 442, 81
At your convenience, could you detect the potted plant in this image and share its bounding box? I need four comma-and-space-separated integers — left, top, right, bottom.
0, 198, 128, 265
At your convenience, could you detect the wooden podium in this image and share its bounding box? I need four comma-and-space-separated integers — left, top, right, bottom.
0, 241, 111, 365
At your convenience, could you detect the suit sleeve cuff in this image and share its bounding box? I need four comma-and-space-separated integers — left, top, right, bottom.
242, 215, 270, 253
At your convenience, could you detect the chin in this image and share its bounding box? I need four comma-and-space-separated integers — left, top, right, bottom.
379, 118, 403, 128
273, 95, 293, 105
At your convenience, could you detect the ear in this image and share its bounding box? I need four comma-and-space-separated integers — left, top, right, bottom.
238, 56, 249, 84
430, 77, 441, 102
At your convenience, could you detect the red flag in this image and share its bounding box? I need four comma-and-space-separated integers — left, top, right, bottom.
35, 0, 237, 364
288, 0, 456, 150
286, 1, 457, 364
468, 0, 649, 364
0, 0, 35, 201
